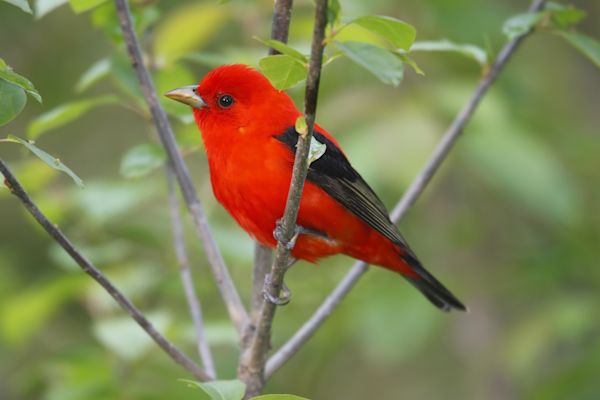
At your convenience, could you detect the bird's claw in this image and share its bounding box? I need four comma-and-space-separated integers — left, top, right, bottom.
273, 218, 329, 251
263, 274, 291, 306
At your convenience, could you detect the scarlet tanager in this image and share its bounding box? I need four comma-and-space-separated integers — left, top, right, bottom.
166, 64, 466, 312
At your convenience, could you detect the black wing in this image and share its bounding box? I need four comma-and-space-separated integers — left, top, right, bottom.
274, 126, 408, 247
275, 127, 467, 312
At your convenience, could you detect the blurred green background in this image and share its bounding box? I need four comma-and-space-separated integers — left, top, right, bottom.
1, 0, 599, 399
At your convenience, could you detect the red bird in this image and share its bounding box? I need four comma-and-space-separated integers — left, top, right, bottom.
166, 64, 465, 311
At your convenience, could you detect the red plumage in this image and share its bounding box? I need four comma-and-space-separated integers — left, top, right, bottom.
175, 64, 465, 311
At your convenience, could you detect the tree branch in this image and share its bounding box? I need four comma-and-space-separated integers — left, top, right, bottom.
247, 0, 294, 343
238, 0, 329, 396
113, 0, 248, 333
167, 169, 216, 379
265, 0, 548, 377
0, 159, 210, 382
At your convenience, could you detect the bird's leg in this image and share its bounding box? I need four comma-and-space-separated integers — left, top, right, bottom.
273, 218, 329, 250
266, 220, 328, 306
263, 273, 292, 306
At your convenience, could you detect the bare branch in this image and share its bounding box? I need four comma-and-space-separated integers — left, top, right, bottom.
113, 0, 248, 333
167, 169, 216, 379
238, 0, 329, 396
0, 159, 210, 382
247, 0, 295, 342
265, 0, 548, 377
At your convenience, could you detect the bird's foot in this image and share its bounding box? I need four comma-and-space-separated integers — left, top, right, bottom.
263, 274, 291, 306
273, 218, 329, 251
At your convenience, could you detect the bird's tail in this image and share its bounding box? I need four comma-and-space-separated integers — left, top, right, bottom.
401, 252, 467, 312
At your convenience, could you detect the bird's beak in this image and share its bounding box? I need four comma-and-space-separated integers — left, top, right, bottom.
165, 85, 206, 109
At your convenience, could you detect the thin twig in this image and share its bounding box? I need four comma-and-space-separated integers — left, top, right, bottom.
265, 0, 548, 377
238, 0, 329, 396
0, 159, 210, 382
247, 0, 295, 343
113, 0, 248, 333
167, 169, 216, 379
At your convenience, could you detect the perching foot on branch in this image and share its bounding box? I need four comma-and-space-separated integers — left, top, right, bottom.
263, 273, 292, 305
273, 218, 329, 250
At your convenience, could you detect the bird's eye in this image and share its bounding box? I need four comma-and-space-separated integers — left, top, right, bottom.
218, 94, 234, 109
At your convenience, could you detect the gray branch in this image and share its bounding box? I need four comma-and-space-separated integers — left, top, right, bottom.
113, 0, 248, 333
247, 0, 294, 344
265, 0, 548, 377
238, 0, 329, 397
167, 169, 216, 379
0, 159, 210, 382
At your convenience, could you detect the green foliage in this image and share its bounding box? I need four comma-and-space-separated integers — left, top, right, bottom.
259, 55, 307, 90
68, 0, 108, 14
2, 0, 32, 13
409, 39, 488, 67
502, 11, 543, 40
181, 379, 246, 400
1, 135, 84, 187
93, 312, 171, 360
153, 3, 228, 66
334, 41, 404, 86
35, 0, 69, 18
120, 142, 166, 179
342, 15, 416, 51
0, 57, 42, 102
0, 57, 41, 125
251, 395, 310, 400
27, 95, 119, 139
0, 275, 85, 344
556, 31, 600, 68
501, 2, 600, 70
0, 80, 26, 126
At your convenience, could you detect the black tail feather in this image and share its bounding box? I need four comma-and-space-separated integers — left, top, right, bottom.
402, 253, 467, 312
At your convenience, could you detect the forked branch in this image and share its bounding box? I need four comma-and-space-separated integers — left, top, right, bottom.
113, 0, 248, 333
265, 0, 548, 377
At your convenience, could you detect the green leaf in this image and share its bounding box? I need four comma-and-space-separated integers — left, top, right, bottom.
251, 396, 311, 400
75, 57, 111, 92
335, 41, 404, 86
345, 15, 416, 50
34, 0, 68, 18
27, 95, 118, 139
409, 39, 488, 66
502, 12, 543, 40
545, 2, 586, 29
258, 55, 307, 90
254, 37, 307, 62
154, 3, 227, 66
3, 135, 84, 187
0, 57, 42, 102
555, 31, 600, 68
326, 0, 341, 28
68, 0, 107, 13
0, 80, 26, 126
0, 275, 84, 345
396, 53, 424, 75
181, 379, 246, 400
120, 143, 166, 179
2, 0, 32, 13
93, 312, 170, 361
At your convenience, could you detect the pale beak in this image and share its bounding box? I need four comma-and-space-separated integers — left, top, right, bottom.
165, 85, 206, 109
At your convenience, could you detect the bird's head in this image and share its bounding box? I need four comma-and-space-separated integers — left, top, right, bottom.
165, 64, 299, 139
